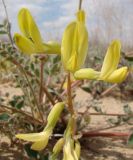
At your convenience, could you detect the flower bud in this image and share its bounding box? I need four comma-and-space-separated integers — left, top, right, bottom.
47, 102, 65, 128
50, 138, 65, 160
53, 138, 65, 154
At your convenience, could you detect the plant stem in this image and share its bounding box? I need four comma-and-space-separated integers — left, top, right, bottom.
39, 56, 45, 104
2, 0, 14, 46
101, 84, 117, 97
82, 131, 129, 138
0, 49, 55, 105
36, 78, 55, 105
20, 65, 44, 123
59, 74, 67, 91
3, 52, 44, 122
0, 104, 42, 124
67, 73, 77, 136
15, 73, 35, 119
67, 73, 74, 115
79, 0, 83, 10
79, 111, 132, 117
88, 123, 126, 133
61, 80, 81, 96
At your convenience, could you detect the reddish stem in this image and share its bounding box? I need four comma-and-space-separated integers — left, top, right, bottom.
82, 131, 129, 138
61, 80, 81, 96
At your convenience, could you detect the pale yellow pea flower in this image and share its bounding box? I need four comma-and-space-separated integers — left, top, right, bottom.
50, 138, 65, 160
61, 10, 88, 73
14, 8, 60, 55
74, 40, 128, 83
63, 139, 75, 160
16, 102, 64, 151
63, 138, 80, 160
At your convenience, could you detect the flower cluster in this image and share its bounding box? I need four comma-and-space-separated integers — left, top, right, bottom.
15, 6, 128, 160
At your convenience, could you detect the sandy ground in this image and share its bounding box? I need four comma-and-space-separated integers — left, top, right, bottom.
75, 88, 133, 160
0, 83, 133, 159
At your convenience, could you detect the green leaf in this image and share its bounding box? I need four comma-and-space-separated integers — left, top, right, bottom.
0, 24, 4, 28
0, 113, 10, 121
128, 133, 133, 147
82, 85, 91, 93
9, 100, 16, 107
16, 100, 24, 109
35, 68, 40, 77
9, 96, 24, 109
30, 63, 35, 71
123, 105, 132, 114
0, 31, 7, 34
53, 55, 61, 64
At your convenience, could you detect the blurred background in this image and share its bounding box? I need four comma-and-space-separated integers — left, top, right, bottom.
0, 0, 133, 51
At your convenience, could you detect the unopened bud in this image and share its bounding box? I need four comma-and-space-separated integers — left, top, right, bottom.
47, 102, 65, 128
53, 138, 65, 154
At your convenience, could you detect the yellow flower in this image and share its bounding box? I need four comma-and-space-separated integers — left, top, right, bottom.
63, 138, 80, 160
47, 102, 65, 128
16, 102, 64, 151
16, 128, 52, 151
61, 10, 88, 73
50, 138, 65, 160
74, 40, 128, 83
74, 141, 81, 159
14, 8, 60, 55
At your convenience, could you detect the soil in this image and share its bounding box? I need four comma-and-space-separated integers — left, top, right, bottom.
0, 83, 133, 160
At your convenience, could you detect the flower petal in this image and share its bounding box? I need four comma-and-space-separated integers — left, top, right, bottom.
16, 132, 45, 142
61, 22, 76, 70
100, 40, 121, 79
67, 52, 78, 72
14, 33, 35, 54
76, 11, 88, 71
43, 41, 61, 54
18, 8, 30, 38
31, 140, 48, 151
104, 67, 128, 83
63, 140, 75, 160
74, 68, 100, 80
76, 23, 88, 71
18, 8, 43, 52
